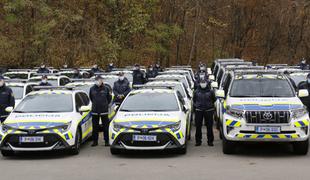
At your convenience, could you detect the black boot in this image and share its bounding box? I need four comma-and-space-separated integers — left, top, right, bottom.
208, 141, 214, 147
104, 142, 110, 147
195, 142, 202, 146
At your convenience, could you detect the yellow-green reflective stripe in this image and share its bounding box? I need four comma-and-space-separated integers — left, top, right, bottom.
82, 126, 92, 139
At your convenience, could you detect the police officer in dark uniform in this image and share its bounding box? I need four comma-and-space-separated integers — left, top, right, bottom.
106, 62, 115, 73
146, 65, 158, 80
89, 76, 112, 146
0, 76, 15, 123
132, 64, 146, 85
113, 72, 131, 105
39, 75, 52, 86
90, 64, 102, 76
298, 58, 308, 70
193, 80, 216, 146
37, 64, 50, 73
298, 73, 310, 112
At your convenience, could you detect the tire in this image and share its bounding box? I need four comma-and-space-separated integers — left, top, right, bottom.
110, 148, 121, 155
1, 150, 14, 157
293, 139, 309, 155
69, 128, 82, 155
222, 134, 236, 154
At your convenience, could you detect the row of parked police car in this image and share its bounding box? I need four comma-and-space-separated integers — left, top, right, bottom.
0, 60, 310, 156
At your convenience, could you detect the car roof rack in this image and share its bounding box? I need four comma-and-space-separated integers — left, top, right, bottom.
171, 65, 192, 68
31, 73, 60, 76
148, 78, 181, 82
70, 79, 94, 82
132, 84, 175, 90
215, 58, 244, 62
225, 66, 265, 71
220, 62, 253, 66
266, 64, 288, 67
6, 79, 28, 83
33, 86, 76, 91
8, 69, 32, 72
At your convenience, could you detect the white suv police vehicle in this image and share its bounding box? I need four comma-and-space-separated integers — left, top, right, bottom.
0, 87, 92, 156
109, 86, 190, 154
216, 70, 310, 155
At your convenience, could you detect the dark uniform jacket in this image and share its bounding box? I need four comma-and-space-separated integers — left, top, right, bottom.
37, 68, 50, 73
89, 84, 112, 114
146, 70, 158, 79
0, 85, 15, 116
193, 87, 216, 111
113, 78, 131, 103
133, 70, 146, 85
39, 82, 52, 86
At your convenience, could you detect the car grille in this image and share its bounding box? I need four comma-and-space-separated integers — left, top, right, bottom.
4, 134, 60, 148
116, 133, 174, 147
245, 111, 290, 124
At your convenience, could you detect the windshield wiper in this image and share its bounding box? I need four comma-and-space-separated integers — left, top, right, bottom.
120, 109, 133, 112
13, 110, 26, 113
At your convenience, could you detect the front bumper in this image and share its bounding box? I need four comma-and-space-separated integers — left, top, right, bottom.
110, 132, 184, 150
0, 133, 71, 152
223, 114, 310, 142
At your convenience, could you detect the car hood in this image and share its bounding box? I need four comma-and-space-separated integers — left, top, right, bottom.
227, 97, 303, 111
113, 111, 180, 128
4, 113, 72, 129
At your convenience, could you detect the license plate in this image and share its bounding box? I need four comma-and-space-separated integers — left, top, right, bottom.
132, 135, 157, 142
255, 126, 281, 133
19, 136, 44, 143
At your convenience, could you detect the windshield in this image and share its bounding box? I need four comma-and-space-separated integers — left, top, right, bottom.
5, 73, 28, 79
15, 94, 73, 113
230, 79, 295, 97
9, 86, 24, 99
290, 74, 307, 86
120, 92, 179, 112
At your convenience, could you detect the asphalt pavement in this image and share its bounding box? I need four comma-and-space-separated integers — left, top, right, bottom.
0, 128, 309, 180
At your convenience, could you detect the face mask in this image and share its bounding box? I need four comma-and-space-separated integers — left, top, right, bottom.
96, 81, 102, 86
200, 67, 206, 71
200, 83, 207, 89
199, 75, 205, 79
64, 65, 68, 68
41, 65, 45, 69
94, 65, 98, 69
149, 68, 153, 71
119, 76, 124, 81
134, 67, 139, 70
42, 79, 47, 84
109, 63, 113, 66
302, 60, 306, 64
0, 81, 4, 87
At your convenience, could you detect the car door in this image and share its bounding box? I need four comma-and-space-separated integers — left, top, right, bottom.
219, 74, 232, 124
76, 92, 92, 140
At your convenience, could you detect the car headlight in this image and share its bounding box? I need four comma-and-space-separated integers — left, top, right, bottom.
164, 121, 181, 132
113, 122, 124, 132
59, 121, 71, 133
226, 108, 244, 119
1, 124, 11, 133
291, 108, 307, 119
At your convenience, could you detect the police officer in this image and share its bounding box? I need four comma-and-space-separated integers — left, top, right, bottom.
154, 62, 162, 73
298, 58, 308, 70
0, 76, 15, 123
106, 62, 115, 72
193, 80, 216, 146
37, 64, 50, 73
146, 65, 158, 80
39, 75, 52, 86
113, 72, 131, 105
89, 76, 112, 147
298, 73, 310, 112
90, 64, 102, 75
72, 68, 82, 79
132, 64, 146, 85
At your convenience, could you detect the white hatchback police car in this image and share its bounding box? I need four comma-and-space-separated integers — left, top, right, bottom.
0, 87, 92, 156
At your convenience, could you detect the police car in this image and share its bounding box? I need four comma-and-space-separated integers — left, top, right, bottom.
6, 81, 38, 105
0, 87, 92, 156
109, 86, 190, 154
28, 75, 71, 86
216, 70, 310, 155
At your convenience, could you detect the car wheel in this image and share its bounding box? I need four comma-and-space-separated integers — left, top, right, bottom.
70, 128, 82, 155
222, 134, 235, 154
110, 148, 121, 155
293, 139, 309, 155
1, 150, 14, 157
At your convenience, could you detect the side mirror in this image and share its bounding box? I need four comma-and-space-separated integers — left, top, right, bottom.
5, 107, 13, 113
183, 105, 189, 112
114, 105, 119, 112
209, 75, 215, 81
79, 106, 91, 112
298, 89, 309, 98
216, 90, 225, 98
211, 82, 218, 89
